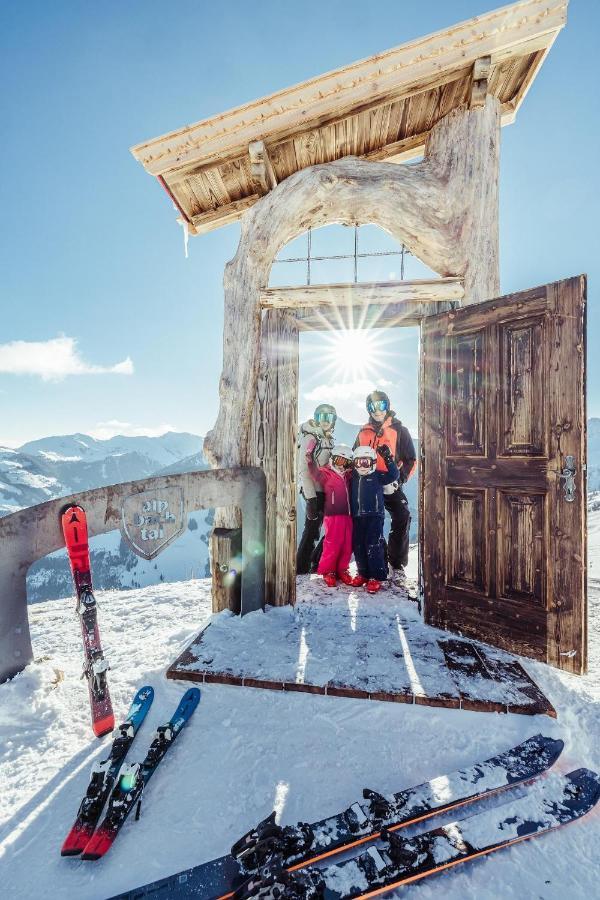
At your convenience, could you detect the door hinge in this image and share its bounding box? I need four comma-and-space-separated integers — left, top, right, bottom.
559, 649, 577, 658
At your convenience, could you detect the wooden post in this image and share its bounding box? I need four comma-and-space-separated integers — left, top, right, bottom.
250, 310, 298, 607
251, 311, 279, 605
274, 312, 298, 606
210, 527, 242, 614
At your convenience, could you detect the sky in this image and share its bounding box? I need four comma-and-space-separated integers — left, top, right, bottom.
1, 0, 599, 446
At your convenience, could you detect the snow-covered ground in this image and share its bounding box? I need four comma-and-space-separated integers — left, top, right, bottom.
1, 522, 600, 899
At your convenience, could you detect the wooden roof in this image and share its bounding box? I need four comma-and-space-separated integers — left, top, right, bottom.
131, 0, 567, 235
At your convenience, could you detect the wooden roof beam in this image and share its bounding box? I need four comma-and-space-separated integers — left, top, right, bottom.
249, 141, 278, 195
470, 56, 492, 108
260, 278, 464, 310
296, 299, 456, 330
191, 194, 261, 233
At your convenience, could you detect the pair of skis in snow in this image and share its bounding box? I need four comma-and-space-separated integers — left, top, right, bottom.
108, 734, 600, 900
62, 503, 114, 738
62, 685, 200, 859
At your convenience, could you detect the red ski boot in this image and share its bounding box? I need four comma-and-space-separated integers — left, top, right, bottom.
338, 571, 355, 586
366, 579, 382, 594
352, 574, 368, 587
323, 572, 337, 588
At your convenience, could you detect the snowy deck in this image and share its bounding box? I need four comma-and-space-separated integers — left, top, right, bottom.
167, 576, 555, 717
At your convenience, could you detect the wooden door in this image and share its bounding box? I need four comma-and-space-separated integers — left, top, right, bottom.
420, 277, 587, 674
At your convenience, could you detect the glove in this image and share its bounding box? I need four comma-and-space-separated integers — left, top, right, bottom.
376, 444, 392, 462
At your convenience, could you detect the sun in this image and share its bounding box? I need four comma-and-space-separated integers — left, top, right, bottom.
321, 328, 385, 383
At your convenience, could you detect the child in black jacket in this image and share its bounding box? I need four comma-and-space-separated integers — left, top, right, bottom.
350, 444, 399, 593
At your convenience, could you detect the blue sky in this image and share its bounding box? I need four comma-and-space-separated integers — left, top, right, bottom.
1, 0, 598, 446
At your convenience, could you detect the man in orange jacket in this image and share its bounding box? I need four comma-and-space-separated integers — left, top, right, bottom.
353, 390, 416, 577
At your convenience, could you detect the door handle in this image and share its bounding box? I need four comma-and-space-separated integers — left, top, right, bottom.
559, 455, 577, 503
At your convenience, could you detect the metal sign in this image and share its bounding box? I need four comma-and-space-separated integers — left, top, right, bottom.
120, 487, 185, 559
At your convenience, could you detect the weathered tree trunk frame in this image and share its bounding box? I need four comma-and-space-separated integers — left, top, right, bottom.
205, 98, 500, 611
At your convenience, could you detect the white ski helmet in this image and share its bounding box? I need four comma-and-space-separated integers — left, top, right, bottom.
353, 445, 377, 475
329, 444, 353, 473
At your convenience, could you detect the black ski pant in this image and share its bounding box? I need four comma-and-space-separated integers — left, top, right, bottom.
353, 515, 387, 582
296, 492, 325, 574
384, 487, 410, 568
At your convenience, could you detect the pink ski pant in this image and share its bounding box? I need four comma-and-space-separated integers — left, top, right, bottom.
317, 515, 353, 574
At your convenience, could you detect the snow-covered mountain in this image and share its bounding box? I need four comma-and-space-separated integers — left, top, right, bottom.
0, 431, 208, 603
0, 446, 62, 513
588, 417, 600, 491
0, 432, 201, 516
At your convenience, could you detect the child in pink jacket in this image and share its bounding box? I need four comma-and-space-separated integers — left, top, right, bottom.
306, 441, 356, 587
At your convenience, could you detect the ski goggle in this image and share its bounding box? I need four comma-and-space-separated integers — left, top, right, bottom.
315, 411, 336, 424
354, 457, 374, 469
331, 455, 352, 469
367, 399, 389, 413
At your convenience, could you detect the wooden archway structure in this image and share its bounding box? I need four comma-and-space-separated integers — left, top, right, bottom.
132, 1, 588, 674
203, 96, 500, 607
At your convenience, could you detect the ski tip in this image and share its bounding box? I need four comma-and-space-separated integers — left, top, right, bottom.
183, 687, 201, 704
81, 828, 114, 861
93, 714, 115, 738
61, 823, 94, 856
60, 503, 84, 521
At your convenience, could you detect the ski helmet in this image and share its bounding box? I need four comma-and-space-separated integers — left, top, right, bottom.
314, 403, 337, 428
329, 444, 353, 473
366, 390, 390, 416
353, 445, 377, 475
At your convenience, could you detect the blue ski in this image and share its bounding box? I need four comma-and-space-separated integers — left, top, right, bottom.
81, 688, 200, 860
61, 685, 155, 855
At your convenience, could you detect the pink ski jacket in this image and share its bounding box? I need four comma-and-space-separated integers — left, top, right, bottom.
306, 452, 352, 516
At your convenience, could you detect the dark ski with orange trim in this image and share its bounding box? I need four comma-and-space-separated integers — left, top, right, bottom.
108, 733, 562, 900
237, 768, 600, 900
62, 503, 114, 737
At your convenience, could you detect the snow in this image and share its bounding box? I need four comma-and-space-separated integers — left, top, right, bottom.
179, 579, 540, 709
10, 469, 58, 492
38, 452, 83, 463
2, 519, 600, 899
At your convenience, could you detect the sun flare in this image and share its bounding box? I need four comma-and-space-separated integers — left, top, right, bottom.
318, 327, 397, 384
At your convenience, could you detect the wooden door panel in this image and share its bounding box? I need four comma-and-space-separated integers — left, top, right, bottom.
496, 490, 545, 605
421, 277, 586, 674
499, 317, 546, 456
448, 331, 485, 455
445, 488, 487, 593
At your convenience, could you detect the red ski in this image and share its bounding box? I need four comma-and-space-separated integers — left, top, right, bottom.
62, 504, 114, 738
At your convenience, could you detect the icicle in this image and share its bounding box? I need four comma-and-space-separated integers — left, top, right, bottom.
176, 215, 189, 259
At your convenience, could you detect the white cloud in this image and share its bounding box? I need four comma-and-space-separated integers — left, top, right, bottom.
0, 336, 134, 381
89, 421, 176, 440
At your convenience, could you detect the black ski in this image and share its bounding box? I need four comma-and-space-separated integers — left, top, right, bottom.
108, 733, 562, 899
238, 768, 600, 899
